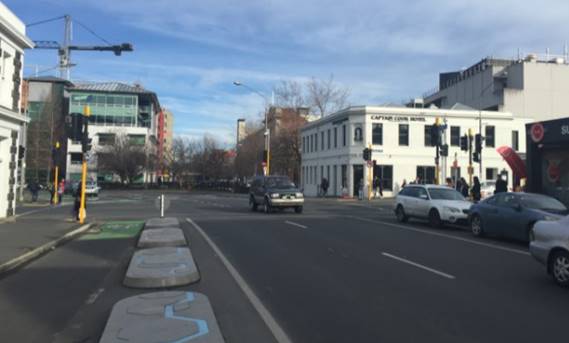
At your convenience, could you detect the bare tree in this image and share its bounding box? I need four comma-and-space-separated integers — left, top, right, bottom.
273, 80, 306, 109
97, 134, 148, 184
307, 75, 350, 117
270, 110, 306, 183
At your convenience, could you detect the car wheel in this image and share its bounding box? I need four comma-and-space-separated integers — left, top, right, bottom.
263, 198, 272, 214
471, 215, 484, 237
396, 205, 408, 223
249, 197, 257, 211
550, 250, 569, 287
429, 209, 443, 228
295, 206, 303, 214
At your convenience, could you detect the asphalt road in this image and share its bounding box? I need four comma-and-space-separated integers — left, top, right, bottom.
1, 190, 568, 342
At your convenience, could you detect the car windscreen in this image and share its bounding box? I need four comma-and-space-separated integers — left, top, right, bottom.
520, 194, 567, 212
265, 177, 295, 189
428, 188, 465, 201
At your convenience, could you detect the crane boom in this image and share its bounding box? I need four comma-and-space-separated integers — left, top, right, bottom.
30, 15, 133, 79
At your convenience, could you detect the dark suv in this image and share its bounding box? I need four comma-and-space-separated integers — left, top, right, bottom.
249, 176, 304, 213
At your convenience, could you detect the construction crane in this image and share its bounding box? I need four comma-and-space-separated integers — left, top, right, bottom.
29, 15, 133, 80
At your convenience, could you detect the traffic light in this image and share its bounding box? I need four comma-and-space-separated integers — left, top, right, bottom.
362, 148, 371, 161
473, 152, 480, 163
82, 136, 92, 153
460, 135, 468, 151
430, 125, 442, 147
440, 144, 449, 157
475, 134, 483, 154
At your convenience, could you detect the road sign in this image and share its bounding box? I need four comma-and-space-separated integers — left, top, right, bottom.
530, 122, 545, 143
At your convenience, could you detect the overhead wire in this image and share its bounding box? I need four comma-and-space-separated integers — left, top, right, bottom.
26, 16, 65, 27
73, 19, 113, 46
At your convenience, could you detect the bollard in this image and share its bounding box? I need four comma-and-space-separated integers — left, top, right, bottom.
160, 194, 165, 218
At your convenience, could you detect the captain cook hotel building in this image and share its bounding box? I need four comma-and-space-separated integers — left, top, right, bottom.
300, 105, 531, 198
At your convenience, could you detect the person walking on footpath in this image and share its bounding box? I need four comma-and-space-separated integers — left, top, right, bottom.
471, 177, 481, 202
28, 180, 40, 202
459, 177, 469, 198
57, 179, 65, 204
321, 177, 329, 197
401, 179, 407, 188
495, 174, 508, 194
445, 177, 454, 188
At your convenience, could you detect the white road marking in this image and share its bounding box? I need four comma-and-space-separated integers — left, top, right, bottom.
284, 221, 307, 229
351, 216, 530, 256
186, 217, 293, 343
381, 252, 456, 279
85, 288, 105, 305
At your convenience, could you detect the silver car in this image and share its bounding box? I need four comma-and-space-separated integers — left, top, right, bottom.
530, 215, 569, 287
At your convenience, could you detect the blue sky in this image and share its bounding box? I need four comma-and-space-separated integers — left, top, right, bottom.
7, 0, 569, 145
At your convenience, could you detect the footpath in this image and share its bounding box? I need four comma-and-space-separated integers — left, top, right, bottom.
0, 201, 92, 274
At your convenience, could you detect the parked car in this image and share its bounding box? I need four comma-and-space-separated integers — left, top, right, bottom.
480, 180, 496, 199
529, 215, 569, 287
249, 175, 304, 213
85, 180, 100, 197
469, 192, 568, 242
394, 185, 472, 227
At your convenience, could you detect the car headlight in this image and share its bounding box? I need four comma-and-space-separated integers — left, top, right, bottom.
444, 206, 460, 213
543, 215, 558, 221
270, 193, 280, 199
295, 192, 304, 198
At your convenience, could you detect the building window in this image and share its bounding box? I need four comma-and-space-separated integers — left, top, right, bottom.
486, 168, 498, 181
70, 153, 82, 165
450, 126, 460, 146
302, 137, 306, 153
399, 124, 409, 146
424, 125, 434, 146
321, 132, 325, 150
315, 133, 318, 151
334, 127, 338, 148
327, 129, 331, 149
98, 133, 116, 146
512, 130, 519, 151
354, 127, 363, 142
374, 165, 393, 191
372, 124, 383, 145
341, 165, 347, 188
416, 166, 435, 184
342, 125, 347, 146
485, 126, 495, 147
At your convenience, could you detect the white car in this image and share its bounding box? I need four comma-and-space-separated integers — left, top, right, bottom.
394, 184, 472, 227
85, 181, 100, 197
530, 216, 569, 287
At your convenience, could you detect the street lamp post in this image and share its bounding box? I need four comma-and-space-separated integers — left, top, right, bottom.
233, 81, 271, 176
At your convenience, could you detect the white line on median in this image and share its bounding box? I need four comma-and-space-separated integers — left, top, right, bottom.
381, 252, 456, 279
284, 221, 307, 229
186, 217, 293, 343
351, 216, 530, 256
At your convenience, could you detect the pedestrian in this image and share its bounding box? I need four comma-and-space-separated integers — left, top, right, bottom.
401, 179, 407, 188
321, 177, 329, 197
58, 179, 65, 204
495, 174, 508, 194
28, 180, 40, 202
471, 176, 481, 202
373, 176, 381, 198
445, 177, 453, 188
49, 183, 56, 205
459, 177, 469, 198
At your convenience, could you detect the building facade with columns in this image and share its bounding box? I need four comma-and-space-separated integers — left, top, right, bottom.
300, 106, 531, 197
0, 3, 33, 218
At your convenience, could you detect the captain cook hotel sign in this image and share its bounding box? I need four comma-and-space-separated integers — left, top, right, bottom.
370, 115, 427, 122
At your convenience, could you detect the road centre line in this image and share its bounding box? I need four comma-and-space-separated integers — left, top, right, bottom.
284, 221, 307, 229
186, 217, 293, 343
349, 216, 531, 256
381, 252, 456, 279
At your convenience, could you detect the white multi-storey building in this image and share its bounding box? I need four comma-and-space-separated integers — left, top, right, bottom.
300, 106, 531, 197
0, 3, 33, 218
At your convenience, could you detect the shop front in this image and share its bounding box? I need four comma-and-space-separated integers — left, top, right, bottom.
526, 118, 569, 207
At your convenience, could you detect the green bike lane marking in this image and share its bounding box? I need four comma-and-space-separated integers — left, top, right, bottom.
80, 221, 144, 240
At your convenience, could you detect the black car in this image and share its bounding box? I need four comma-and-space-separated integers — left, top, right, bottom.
249, 176, 304, 213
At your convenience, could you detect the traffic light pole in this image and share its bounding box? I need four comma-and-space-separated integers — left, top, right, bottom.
468, 128, 473, 187
52, 142, 60, 204
79, 105, 90, 224
368, 144, 372, 201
